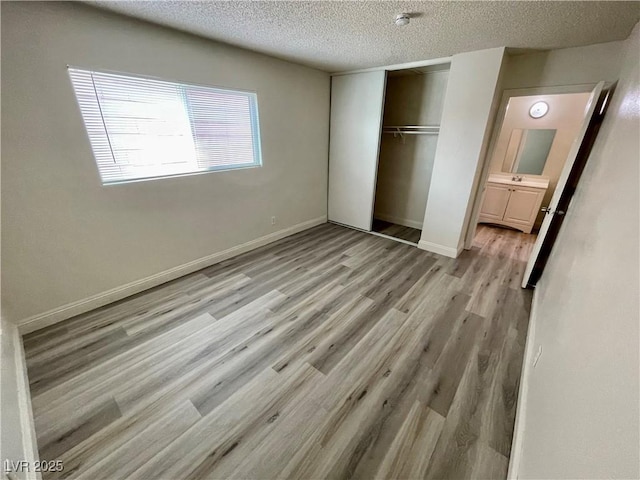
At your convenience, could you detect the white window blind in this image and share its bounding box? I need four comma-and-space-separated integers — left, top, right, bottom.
68, 67, 262, 184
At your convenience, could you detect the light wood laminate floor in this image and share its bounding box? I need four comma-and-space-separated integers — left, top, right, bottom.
24, 223, 536, 480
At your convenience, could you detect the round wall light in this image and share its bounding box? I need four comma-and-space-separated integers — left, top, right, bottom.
529, 101, 549, 119
395, 13, 410, 26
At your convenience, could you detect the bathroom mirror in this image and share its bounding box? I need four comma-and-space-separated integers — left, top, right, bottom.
503, 128, 557, 175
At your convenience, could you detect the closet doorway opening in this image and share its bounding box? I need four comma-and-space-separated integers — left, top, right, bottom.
371, 64, 449, 245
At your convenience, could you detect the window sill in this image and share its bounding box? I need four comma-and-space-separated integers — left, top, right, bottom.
101, 163, 263, 186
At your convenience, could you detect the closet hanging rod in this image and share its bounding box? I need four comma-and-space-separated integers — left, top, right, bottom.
383, 125, 440, 129
382, 130, 440, 135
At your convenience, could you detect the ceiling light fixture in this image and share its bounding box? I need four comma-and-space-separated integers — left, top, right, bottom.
395, 13, 410, 26
529, 101, 549, 118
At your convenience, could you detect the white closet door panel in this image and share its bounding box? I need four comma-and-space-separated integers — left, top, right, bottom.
328, 71, 386, 231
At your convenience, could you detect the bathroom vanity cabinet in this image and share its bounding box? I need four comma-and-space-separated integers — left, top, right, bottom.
478, 173, 549, 233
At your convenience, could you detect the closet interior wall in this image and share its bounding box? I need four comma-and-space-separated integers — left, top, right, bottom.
373, 68, 450, 234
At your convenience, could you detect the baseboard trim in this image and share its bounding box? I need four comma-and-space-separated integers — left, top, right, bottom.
15, 326, 42, 480
2, 319, 42, 480
374, 213, 424, 230
417, 239, 462, 258
506, 287, 539, 480
18, 216, 327, 335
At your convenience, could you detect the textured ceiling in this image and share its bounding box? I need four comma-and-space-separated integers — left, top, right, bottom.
89, 1, 640, 72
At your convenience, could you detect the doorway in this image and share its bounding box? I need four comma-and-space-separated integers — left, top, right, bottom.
467, 83, 610, 287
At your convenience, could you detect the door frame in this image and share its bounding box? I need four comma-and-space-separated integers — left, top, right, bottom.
462, 83, 601, 250
332, 55, 452, 76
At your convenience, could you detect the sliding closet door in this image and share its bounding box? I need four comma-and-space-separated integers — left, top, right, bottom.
328, 71, 387, 231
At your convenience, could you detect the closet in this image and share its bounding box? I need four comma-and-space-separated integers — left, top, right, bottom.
327, 63, 450, 245
372, 65, 449, 244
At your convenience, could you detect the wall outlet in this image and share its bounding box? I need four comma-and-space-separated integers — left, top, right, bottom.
271, 216, 277, 225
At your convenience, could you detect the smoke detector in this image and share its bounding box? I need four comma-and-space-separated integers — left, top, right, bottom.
395, 13, 410, 26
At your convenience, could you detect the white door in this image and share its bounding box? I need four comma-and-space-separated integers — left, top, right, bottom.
522, 81, 605, 288
328, 71, 387, 231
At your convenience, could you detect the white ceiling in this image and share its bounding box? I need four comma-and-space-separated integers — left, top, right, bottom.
89, 1, 640, 72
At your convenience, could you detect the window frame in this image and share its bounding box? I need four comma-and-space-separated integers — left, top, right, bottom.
67, 66, 263, 186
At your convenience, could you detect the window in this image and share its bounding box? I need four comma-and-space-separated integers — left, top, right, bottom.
68, 67, 262, 184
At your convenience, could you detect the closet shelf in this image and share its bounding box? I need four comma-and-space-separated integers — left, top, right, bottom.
382, 125, 440, 136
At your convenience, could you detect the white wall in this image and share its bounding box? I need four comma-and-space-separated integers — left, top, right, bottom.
0, 319, 40, 480
374, 71, 449, 228
504, 41, 624, 90
1, 2, 330, 327
419, 47, 506, 257
512, 24, 640, 479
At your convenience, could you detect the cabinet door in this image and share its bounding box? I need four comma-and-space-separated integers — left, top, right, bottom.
503, 187, 545, 226
479, 183, 511, 221
328, 71, 387, 231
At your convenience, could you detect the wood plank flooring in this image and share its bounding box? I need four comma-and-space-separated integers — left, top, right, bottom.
24, 223, 536, 480
372, 219, 422, 244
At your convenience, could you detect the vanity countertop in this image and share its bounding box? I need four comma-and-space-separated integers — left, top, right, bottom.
487, 173, 550, 189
